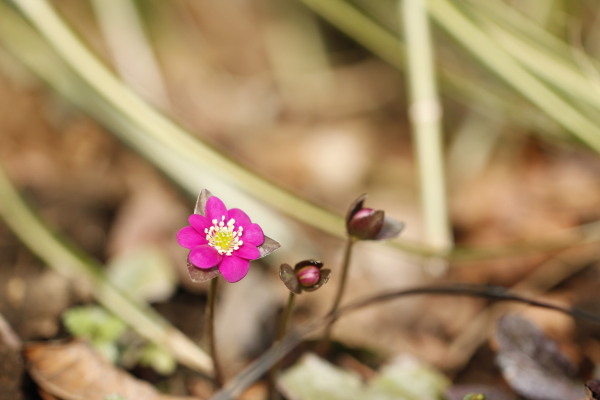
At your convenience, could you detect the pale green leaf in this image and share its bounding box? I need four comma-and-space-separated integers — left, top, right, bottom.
107, 248, 176, 304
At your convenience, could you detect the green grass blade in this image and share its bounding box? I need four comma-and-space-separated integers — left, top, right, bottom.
401, 0, 452, 259
428, 0, 600, 152
0, 162, 213, 374
8, 0, 344, 238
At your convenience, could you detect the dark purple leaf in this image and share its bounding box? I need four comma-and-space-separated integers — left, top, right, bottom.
586, 379, 600, 399
495, 314, 584, 400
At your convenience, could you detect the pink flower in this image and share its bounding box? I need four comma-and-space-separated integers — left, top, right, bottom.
177, 190, 280, 283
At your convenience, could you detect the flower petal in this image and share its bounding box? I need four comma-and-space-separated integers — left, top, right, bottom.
243, 223, 264, 246
227, 208, 251, 227
219, 256, 250, 283
205, 196, 228, 222
189, 245, 222, 269
177, 226, 204, 249
189, 214, 211, 235
234, 244, 260, 260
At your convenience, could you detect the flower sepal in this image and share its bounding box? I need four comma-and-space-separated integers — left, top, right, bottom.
187, 257, 221, 283
279, 260, 331, 294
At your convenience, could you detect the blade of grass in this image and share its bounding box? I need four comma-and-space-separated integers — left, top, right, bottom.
448, 112, 503, 187
464, 1, 600, 110
4, 0, 600, 262
262, 0, 334, 111
0, 162, 213, 374
465, 0, 568, 56
400, 0, 452, 267
8, 0, 344, 240
91, 0, 170, 109
428, 0, 600, 152
298, 0, 404, 68
4, 0, 450, 259
299, 0, 600, 151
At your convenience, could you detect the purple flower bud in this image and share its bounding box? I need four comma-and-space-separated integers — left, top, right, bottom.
279, 260, 331, 294
297, 265, 321, 287
345, 194, 404, 241
353, 208, 375, 220
347, 208, 384, 240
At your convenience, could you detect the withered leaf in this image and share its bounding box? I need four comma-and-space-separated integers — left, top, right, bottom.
25, 340, 195, 400
586, 379, 600, 399
0, 314, 23, 400
495, 314, 584, 400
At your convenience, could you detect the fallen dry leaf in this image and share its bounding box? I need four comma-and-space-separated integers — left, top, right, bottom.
0, 313, 23, 400
25, 340, 196, 400
586, 379, 600, 399
495, 314, 584, 400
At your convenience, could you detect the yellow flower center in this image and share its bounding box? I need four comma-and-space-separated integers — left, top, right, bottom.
205, 216, 244, 256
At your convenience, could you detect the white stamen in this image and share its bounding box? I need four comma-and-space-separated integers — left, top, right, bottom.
205, 216, 244, 256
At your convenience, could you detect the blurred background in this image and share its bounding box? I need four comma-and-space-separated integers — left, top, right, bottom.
3, 0, 600, 398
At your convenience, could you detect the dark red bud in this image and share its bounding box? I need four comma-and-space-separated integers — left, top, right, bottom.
281, 260, 328, 294
347, 208, 384, 240
297, 265, 321, 287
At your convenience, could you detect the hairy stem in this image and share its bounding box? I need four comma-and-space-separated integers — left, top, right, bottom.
207, 277, 224, 388
321, 236, 356, 348
267, 291, 296, 400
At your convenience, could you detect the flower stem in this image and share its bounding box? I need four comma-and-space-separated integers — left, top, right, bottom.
206, 277, 224, 388
321, 236, 356, 349
267, 291, 296, 400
